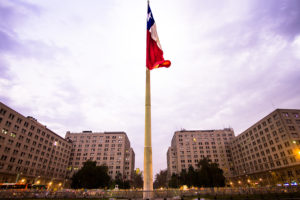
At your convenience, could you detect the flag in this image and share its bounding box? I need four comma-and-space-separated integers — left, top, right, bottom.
146, 4, 171, 70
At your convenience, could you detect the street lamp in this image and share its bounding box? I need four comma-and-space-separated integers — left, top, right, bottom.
34, 176, 40, 184
15, 172, 22, 183
48, 181, 53, 190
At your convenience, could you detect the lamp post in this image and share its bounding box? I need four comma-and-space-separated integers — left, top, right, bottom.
47, 177, 55, 190
15, 172, 22, 183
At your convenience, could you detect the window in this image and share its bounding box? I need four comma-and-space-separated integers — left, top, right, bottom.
282, 112, 289, 117
5, 121, 11, 127
4, 147, 10, 153
24, 122, 29, 127
15, 166, 21, 172
8, 113, 15, 120
290, 157, 296, 163
0, 108, 7, 115
0, 155, 7, 161
284, 141, 290, 147
16, 142, 21, 148
7, 165, 12, 171
292, 133, 299, 138
13, 125, 19, 131
289, 126, 296, 131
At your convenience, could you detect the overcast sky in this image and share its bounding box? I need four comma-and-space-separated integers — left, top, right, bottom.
1, 0, 300, 177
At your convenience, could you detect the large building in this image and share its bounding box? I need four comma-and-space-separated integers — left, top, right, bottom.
0, 102, 136, 186
66, 131, 135, 181
167, 128, 235, 178
230, 109, 300, 185
0, 102, 72, 185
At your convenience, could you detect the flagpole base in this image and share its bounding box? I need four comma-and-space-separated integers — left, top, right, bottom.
143, 190, 154, 200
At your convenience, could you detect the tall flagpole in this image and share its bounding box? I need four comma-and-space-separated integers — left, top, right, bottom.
144, 66, 153, 198
144, 0, 153, 197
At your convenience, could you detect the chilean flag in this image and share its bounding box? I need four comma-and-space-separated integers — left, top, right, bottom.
146, 4, 171, 70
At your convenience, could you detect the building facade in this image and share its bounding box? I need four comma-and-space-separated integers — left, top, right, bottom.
0, 102, 72, 185
167, 129, 235, 178
230, 109, 300, 185
66, 131, 135, 181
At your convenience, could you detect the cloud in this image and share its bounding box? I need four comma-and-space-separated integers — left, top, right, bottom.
251, 0, 300, 40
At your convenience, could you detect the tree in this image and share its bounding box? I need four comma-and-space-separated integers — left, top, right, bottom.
179, 169, 188, 186
186, 165, 197, 187
168, 173, 180, 188
71, 161, 110, 189
112, 172, 130, 189
168, 158, 225, 188
153, 169, 168, 189
131, 169, 143, 188
196, 158, 225, 187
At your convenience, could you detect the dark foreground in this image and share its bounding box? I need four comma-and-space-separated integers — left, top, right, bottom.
0, 186, 300, 199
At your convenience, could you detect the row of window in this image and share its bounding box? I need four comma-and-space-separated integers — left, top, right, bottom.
0, 107, 70, 148
0, 161, 66, 177
70, 152, 122, 156
73, 143, 123, 148
177, 132, 234, 138
235, 156, 297, 173
1, 120, 70, 150
69, 135, 123, 139
0, 153, 67, 168
73, 139, 124, 144
233, 111, 300, 146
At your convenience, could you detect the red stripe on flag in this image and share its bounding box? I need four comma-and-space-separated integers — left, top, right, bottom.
146, 31, 171, 70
